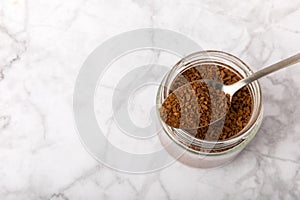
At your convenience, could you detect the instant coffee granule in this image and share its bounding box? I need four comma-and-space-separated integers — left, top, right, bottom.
159, 64, 253, 141
159, 81, 229, 129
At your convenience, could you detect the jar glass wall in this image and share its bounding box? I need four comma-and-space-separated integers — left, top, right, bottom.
156, 50, 263, 168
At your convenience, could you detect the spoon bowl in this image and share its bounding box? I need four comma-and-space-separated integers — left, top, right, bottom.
159, 79, 229, 130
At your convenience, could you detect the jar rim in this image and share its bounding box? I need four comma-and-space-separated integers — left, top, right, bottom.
156, 50, 263, 152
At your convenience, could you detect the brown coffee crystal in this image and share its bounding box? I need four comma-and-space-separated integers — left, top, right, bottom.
159, 81, 229, 129
159, 64, 253, 141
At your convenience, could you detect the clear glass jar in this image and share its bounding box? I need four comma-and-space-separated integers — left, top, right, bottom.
156, 50, 263, 168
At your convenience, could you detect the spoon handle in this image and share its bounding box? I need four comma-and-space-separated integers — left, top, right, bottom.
228, 53, 300, 94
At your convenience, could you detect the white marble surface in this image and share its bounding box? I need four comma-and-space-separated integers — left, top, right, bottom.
1, 0, 300, 199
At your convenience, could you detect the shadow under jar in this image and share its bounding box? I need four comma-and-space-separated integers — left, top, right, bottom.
156, 50, 263, 168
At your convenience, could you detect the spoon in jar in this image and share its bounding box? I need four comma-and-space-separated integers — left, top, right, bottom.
159, 53, 300, 130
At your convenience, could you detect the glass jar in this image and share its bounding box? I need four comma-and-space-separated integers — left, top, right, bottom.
156, 50, 263, 168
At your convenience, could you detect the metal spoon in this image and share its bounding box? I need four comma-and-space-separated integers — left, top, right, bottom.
160, 53, 300, 129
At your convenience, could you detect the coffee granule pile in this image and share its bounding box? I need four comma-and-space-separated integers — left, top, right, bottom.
159, 81, 229, 129
160, 64, 253, 141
